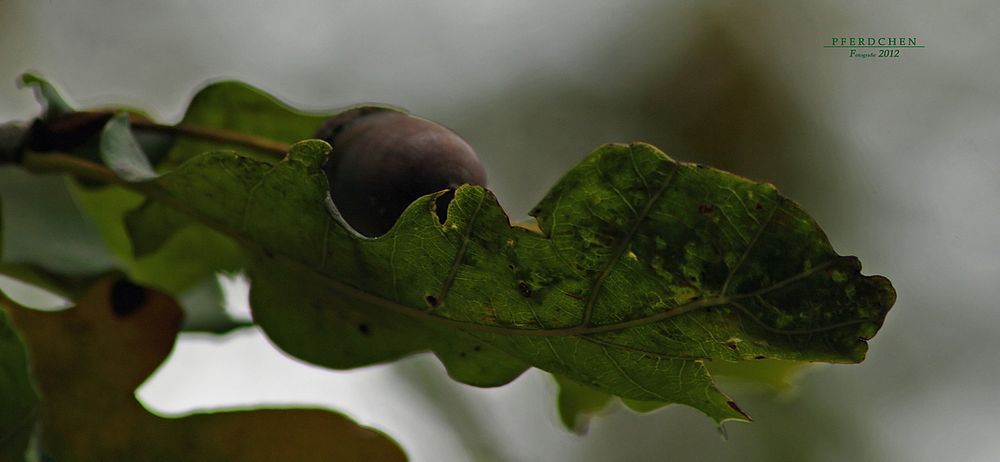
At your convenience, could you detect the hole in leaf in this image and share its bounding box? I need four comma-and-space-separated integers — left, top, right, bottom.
111, 279, 146, 318
517, 281, 532, 298
434, 189, 456, 225
425, 295, 440, 307
357, 323, 371, 336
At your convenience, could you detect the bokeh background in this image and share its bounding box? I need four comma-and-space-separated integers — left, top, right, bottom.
2, 1, 998, 461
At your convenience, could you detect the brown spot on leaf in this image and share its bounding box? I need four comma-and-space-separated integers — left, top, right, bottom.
358, 323, 371, 336
481, 305, 498, 324
517, 281, 532, 298
698, 204, 715, 215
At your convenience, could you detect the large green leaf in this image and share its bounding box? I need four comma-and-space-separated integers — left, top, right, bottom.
8, 75, 896, 425
2, 276, 405, 461
121, 140, 894, 423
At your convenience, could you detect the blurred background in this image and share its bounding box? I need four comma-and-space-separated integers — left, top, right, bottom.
1, 1, 998, 460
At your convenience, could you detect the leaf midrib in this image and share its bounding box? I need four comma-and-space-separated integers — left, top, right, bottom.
315, 255, 869, 339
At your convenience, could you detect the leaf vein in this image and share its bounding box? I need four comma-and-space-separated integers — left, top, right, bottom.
595, 159, 639, 217
628, 144, 651, 193
580, 165, 678, 326
240, 161, 280, 232
602, 347, 668, 401
433, 191, 487, 310
720, 201, 779, 296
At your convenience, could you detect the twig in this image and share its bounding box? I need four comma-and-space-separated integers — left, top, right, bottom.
130, 119, 290, 158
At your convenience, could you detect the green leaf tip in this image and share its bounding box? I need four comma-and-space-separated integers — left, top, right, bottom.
554, 375, 615, 433
100, 113, 158, 182
17, 72, 74, 119
285, 139, 332, 168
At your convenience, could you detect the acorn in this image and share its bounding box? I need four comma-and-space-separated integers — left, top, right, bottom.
316, 106, 486, 237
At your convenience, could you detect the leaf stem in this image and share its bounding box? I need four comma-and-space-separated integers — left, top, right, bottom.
22, 151, 123, 185
129, 120, 290, 158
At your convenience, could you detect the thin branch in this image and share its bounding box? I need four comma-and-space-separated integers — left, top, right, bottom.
22, 151, 123, 185
130, 120, 290, 158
